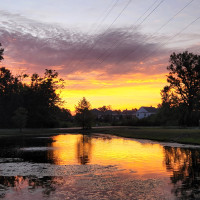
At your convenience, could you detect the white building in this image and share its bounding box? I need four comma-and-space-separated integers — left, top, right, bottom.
136, 107, 157, 119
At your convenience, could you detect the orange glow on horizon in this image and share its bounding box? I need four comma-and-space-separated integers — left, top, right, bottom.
2, 57, 168, 112
60, 73, 167, 112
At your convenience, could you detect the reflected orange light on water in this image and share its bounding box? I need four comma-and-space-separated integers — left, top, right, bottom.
50, 134, 170, 177
49, 135, 81, 165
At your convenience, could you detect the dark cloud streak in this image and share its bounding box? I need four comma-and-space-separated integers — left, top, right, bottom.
0, 10, 168, 75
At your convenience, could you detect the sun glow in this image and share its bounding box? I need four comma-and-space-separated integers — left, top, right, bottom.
2, 56, 168, 112
60, 73, 167, 111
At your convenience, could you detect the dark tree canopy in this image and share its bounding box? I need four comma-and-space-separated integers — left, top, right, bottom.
0, 43, 71, 129
0, 43, 4, 61
0, 67, 71, 128
161, 51, 200, 126
12, 107, 28, 132
0, 67, 24, 127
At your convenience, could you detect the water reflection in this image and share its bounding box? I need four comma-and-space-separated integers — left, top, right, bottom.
77, 134, 92, 165
0, 176, 56, 198
51, 134, 168, 176
0, 134, 200, 199
0, 136, 54, 164
164, 146, 200, 199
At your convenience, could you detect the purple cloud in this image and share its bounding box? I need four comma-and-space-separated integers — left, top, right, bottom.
0, 10, 171, 76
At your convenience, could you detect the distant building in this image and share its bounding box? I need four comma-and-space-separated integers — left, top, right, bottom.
121, 109, 137, 119
136, 107, 157, 119
91, 109, 113, 120
91, 108, 137, 121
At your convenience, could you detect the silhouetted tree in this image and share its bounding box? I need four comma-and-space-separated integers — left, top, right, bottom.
0, 43, 4, 61
0, 67, 25, 127
161, 51, 200, 126
0, 43, 72, 129
0, 67, 70, 128
25, 69, 65, 127
75, 97, 93, 129
54, 107, 72, 127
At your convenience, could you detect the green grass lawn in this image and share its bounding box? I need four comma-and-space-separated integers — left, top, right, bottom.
91, 127, 200, 145
0, 126, 200, 145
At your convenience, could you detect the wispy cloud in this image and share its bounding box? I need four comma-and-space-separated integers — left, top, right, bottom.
0, 10, 170, 76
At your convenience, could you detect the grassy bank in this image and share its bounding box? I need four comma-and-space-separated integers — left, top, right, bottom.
0, 126, 200, 145
90, 127, 200, 145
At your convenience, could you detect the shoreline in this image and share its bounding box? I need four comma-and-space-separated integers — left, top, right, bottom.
1, 126, 200, 145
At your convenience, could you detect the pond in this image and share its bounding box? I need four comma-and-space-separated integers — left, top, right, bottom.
0, 133, 200, 199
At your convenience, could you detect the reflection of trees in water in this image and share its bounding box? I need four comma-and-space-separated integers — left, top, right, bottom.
164, 146, 200, 199
27, 176, 57, 196
0, 176, 57, 198
0, 136, 55, 164
77, 134, 92, 165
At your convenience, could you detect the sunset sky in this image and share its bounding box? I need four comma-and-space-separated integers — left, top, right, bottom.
0, 0, 200, 111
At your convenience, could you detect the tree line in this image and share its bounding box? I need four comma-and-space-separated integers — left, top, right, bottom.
75, 51, 200, 128
1, 41, 200, 129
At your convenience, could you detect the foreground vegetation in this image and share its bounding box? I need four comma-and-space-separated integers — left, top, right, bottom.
1, 126, 200, 145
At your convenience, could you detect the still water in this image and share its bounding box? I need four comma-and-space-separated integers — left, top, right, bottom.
0, 133, 200, 199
